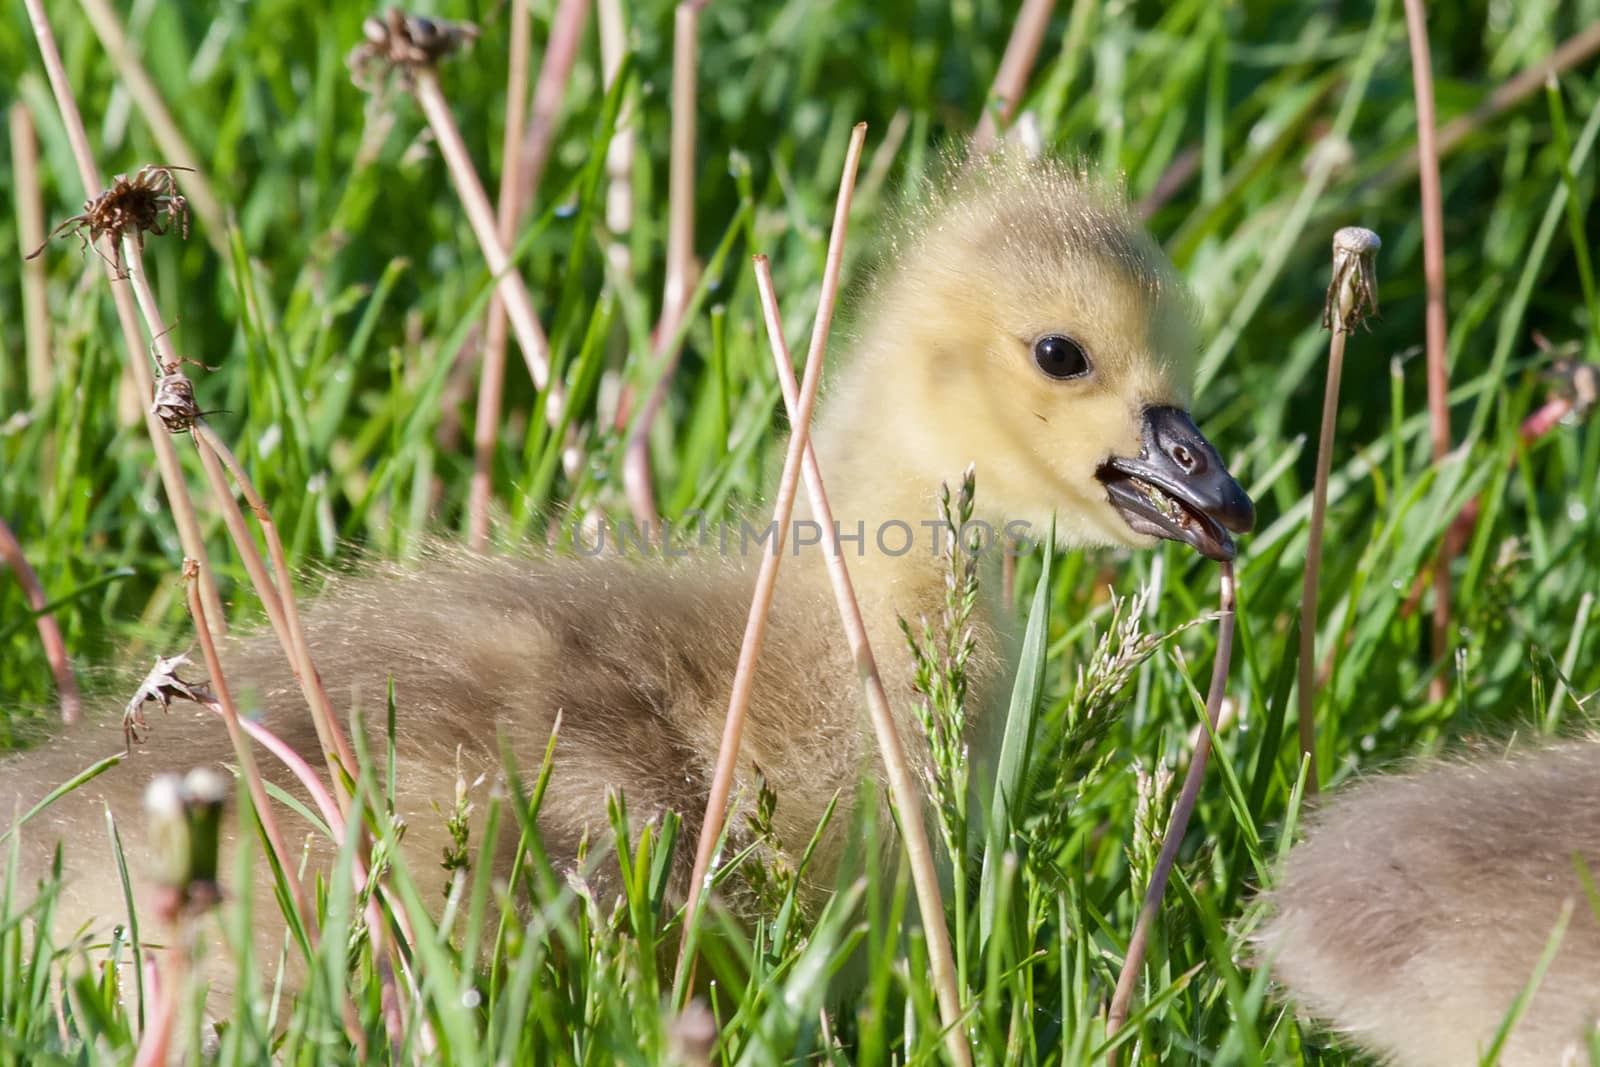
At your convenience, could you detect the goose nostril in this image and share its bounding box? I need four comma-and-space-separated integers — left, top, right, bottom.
1171, 443, 1196, 471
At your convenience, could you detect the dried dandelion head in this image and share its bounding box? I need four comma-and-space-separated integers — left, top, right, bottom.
123, 651, 213, 748
1322, 226, 1382, 333
151, 370, 202, 433
26, 164, 191, 275
1549, 357, 1600, 420
348, 8, 480, 91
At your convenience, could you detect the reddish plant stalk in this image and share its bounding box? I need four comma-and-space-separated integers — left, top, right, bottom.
182, 561, 318, 938
759, 248, 974, 1067
469, 0, 590, 550
21, 0, 228, 641
679, 122, 866, 958
0, 514, 80, 723
10, 102, 51, 403
413, 69, 559, 404
623, 0, 707, 528
1106, 561, 1237, 1056
468, 0, 534, 552
974, 0, 1056, 148
1402, 0, 1454, 700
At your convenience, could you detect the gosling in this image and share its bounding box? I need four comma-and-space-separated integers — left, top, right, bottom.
8, 151, 1253, 972
1259, 741, 1600, 1065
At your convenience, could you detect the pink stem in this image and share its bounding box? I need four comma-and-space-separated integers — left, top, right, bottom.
1107, 561, 1237, 1055
0, 514, 81, 723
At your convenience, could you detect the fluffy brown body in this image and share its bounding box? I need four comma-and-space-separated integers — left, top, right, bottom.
1259, 742, 1600, 1065
7, 152, 1250, 994
16, 548, 1003, 966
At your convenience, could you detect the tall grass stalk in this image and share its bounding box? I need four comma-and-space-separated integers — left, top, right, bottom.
623, 0, 706, 527
0, 514, 79, 723
20, 0, 228, 638
1402, 0, 1455, 702
679, 119, 867, 961
750, 125, 973, 1056
1106, 559, 1237, 1055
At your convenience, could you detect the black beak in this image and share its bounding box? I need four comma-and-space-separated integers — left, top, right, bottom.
1095, 406, 1255, 562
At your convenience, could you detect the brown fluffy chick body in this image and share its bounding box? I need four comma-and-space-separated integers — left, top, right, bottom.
9, 153, 1252, 980
1259, 742, 1600, 1065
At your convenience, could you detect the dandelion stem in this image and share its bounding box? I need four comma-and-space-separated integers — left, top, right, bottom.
191, 422, 361, 810
181, 560, 318, 940
21, 0, 227, 639
10, 102, 50, 404
1297, 226, 1381, 795
679, 120, 868, 975
623, 0, 706, 528
753, 126, 973, 1067
974, 0, 1056, 148
1402, 0, 1454, 700
468, 0, 533, 552
469, 0, 589, 550
0, 513, 80, 723
413, 68, 559, 403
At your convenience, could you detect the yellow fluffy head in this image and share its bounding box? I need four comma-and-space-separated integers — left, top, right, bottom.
819, 150, 1248, 558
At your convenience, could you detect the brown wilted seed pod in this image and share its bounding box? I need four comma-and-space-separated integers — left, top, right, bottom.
347, 7, 480, 90
25, 165, 190, 273
1550, 356, 1600, 419
1322, 226, 1381, 333
123, 651, 212, 748
151, 370, 201, 434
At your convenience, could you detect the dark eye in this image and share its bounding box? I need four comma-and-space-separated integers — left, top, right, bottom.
1032, 334, 1091, 379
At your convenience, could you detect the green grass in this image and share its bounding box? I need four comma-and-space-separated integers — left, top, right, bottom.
3, 0, 1600, 1063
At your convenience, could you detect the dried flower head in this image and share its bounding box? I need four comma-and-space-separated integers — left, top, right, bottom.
348, 8, 480, 90
1549, 357, 1600, 420
124, 651, 213, 749
1322, 226, 1382, 333
26, 164, 190, 275
151, 370, 202, 433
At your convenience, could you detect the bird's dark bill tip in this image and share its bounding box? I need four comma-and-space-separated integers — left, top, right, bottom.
1094, 405, 1255, 563
1097, 469, 1237, 561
